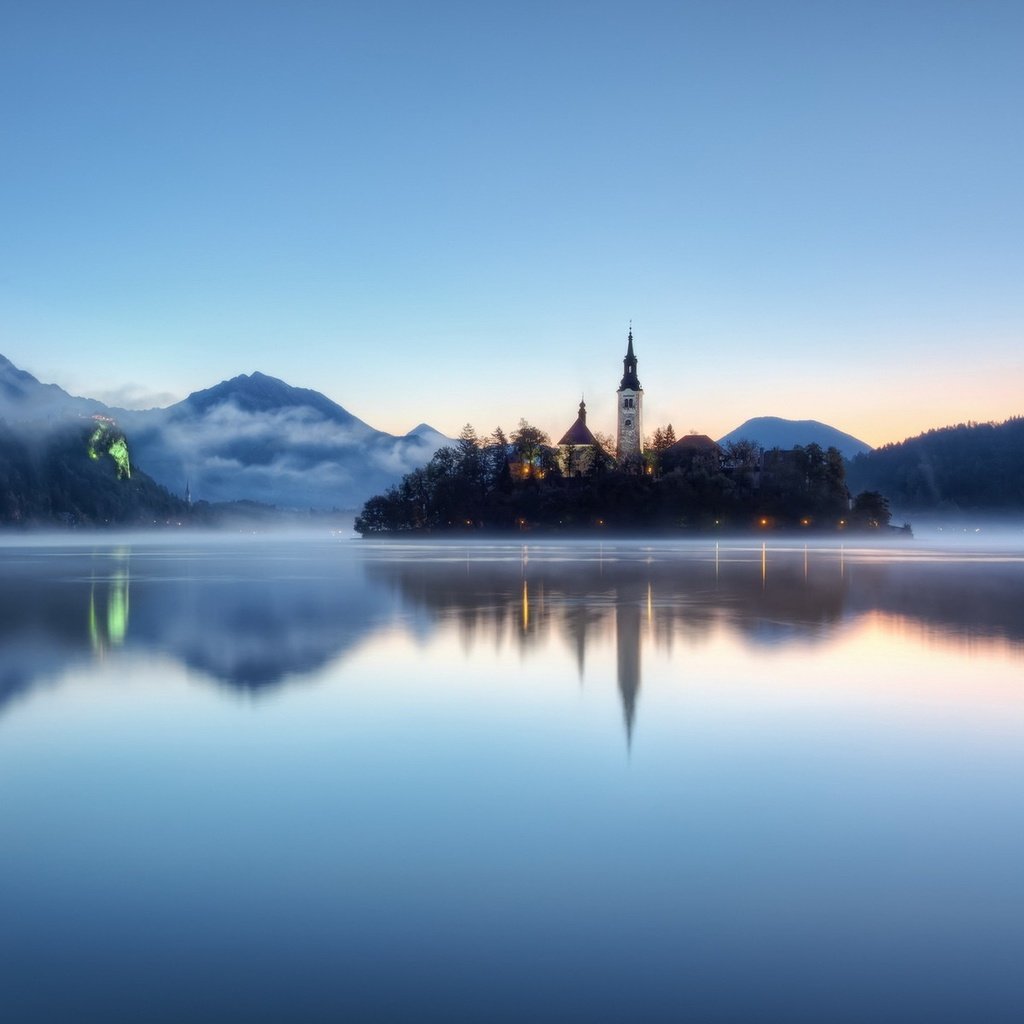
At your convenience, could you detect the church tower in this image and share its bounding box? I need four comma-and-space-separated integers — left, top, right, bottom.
616, 326, 643, 464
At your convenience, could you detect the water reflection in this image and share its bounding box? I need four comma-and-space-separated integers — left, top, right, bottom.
616, 601, 641, 744
3, 537, 1022, 1024
89, 553, 130, 652
1, 539, 1023, 731
0, 541, 392, 716
364, 542, 1024, 743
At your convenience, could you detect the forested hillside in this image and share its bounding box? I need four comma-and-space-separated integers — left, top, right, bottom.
847, 418, 1024, 511
0, 419, 189, 526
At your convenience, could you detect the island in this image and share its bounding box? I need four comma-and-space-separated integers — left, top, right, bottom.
356, 330, 900, 537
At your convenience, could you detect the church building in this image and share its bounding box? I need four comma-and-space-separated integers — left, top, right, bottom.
557, 398, 600, 476
556, 327, 646, 473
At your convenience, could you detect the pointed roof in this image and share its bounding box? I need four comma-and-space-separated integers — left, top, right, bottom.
618, 327, 641, 392
558, 398, 599, 446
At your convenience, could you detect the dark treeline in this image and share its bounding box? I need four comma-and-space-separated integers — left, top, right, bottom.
847, 417, 1024, 511
355, 422, 890, 535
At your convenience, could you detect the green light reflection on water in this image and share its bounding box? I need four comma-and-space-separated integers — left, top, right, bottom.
88, 563, 130, 652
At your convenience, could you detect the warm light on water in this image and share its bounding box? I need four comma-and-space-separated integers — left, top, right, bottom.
1, 535, 1023, 1022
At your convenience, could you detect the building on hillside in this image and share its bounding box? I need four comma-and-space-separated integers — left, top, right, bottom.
507, 454, 549, 481
661, 433, 722, 474
616, 328, 643, 465
557, 398, 600, 476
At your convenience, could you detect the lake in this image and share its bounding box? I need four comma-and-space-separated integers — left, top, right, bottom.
1, 533, 1023, 1022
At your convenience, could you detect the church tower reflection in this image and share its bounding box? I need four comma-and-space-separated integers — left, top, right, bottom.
362, 543, 869, 752
615, 601, 642, 747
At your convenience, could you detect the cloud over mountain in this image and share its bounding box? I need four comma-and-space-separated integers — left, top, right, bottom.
122, 373, 450, 509
88, 384, 182, 410
1, 356, 450, 510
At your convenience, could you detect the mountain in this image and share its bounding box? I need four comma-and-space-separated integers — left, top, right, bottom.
718, 416, 872, 460
117, 372, 451, 509
847, 418, 1024, 512
0, 355, 451, 510
174, 371, 373, 425
0, 353, 104, 422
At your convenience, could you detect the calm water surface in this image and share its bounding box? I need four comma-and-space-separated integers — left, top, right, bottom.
1, 534, 1023, 1022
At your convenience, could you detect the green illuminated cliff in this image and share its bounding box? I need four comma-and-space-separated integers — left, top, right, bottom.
87, 419, 131, 479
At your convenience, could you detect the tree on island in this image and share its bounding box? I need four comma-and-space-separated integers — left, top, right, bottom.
648, 424, 676, 453
850, 490, 891, 529
645, 424, 676, 475
757, 443, 848, 524
509, 419, 558, 478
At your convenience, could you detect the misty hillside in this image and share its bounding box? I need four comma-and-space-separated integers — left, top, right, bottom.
719, 416, 871, 460
0, 418, 189, 526
847, 417, 1024, 511
0, 355, 451, 510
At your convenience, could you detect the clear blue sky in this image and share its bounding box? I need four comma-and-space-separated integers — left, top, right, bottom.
2, 0, 1022, 446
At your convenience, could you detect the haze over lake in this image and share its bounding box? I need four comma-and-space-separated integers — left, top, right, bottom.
2, 534, 1023, 1022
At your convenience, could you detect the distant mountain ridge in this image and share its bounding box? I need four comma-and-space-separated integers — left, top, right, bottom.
718, 416, 872, 460
175, 371, 372, 428
0, 355, 451, 510
0, 353, 105, 420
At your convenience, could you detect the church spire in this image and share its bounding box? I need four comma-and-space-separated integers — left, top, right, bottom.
619, 325, 641, 392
